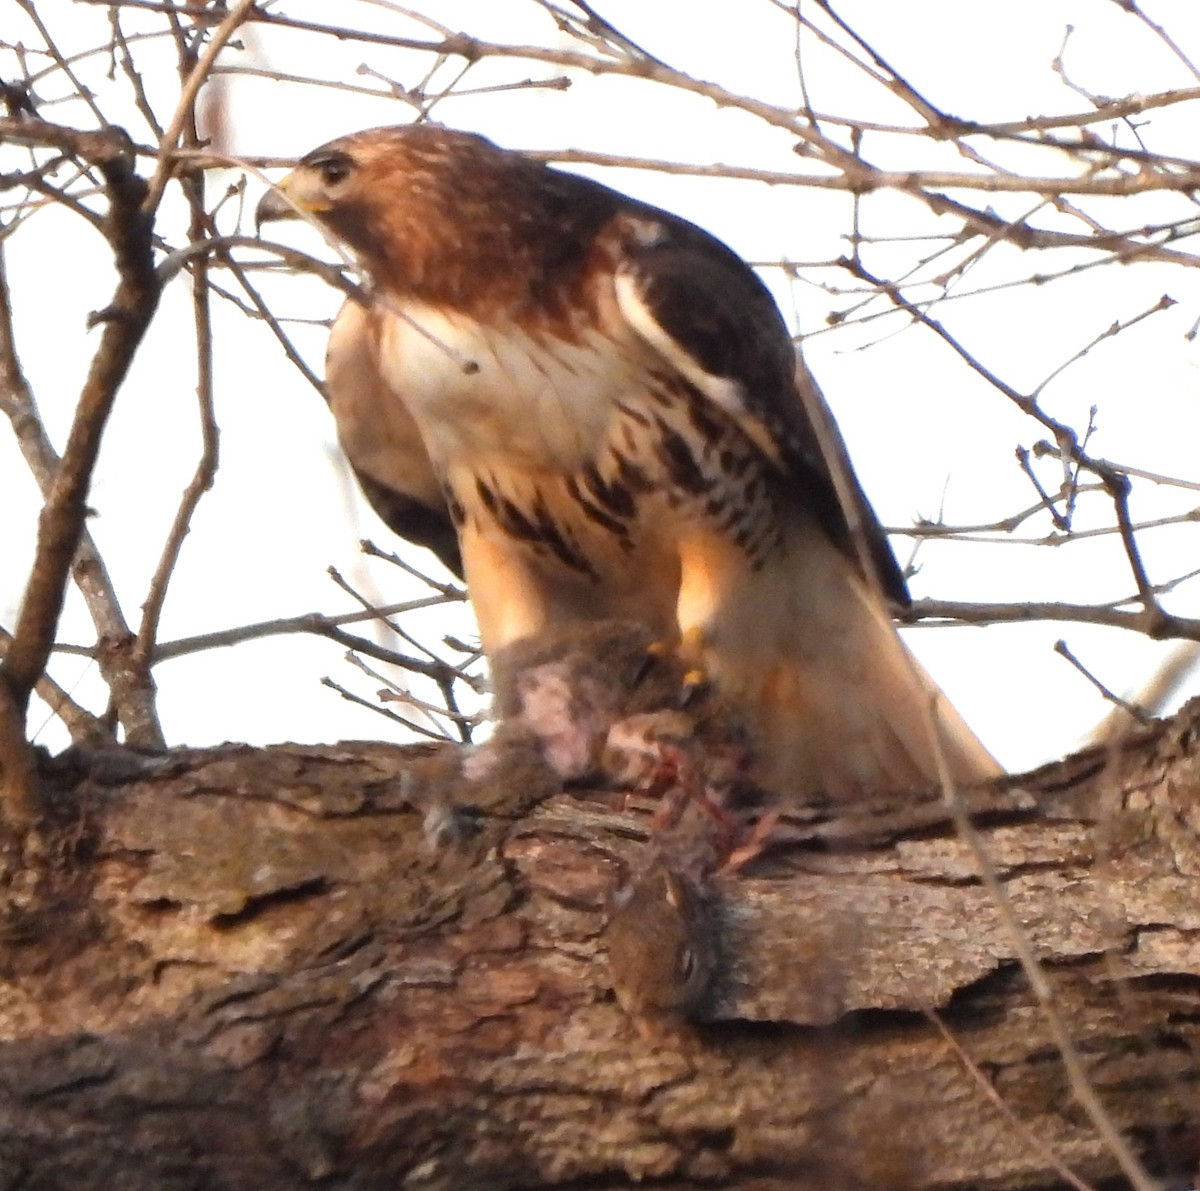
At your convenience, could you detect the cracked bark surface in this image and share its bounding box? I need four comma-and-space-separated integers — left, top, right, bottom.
2, 702, 1200, 1190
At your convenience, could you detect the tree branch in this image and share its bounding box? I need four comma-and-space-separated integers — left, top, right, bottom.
0, 121, 160, 823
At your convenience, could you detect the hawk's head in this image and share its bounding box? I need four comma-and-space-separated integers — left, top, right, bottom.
255, 125, 467, 271
255, 124, 619, 315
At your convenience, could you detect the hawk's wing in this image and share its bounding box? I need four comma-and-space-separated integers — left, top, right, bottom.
608, 207, 999, 791
611, 208, 908, 607
324, 298, 462, 577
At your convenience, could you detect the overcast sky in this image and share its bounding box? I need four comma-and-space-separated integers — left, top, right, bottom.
4, 0, 1200, 771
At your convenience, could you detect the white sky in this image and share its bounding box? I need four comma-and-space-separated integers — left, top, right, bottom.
4, 0, 1200, 771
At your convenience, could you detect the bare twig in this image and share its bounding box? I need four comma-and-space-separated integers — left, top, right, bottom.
344, 651, 480, 736
360, 539, 465, 599
129, 31, 221, 689
907, 598, 1200, 639
137, 599, 475, 683
0, 627, 108, 747
1090, 642, 1200, 743
320, 675, 456, 742
925, 1011, 1098, 1191
1053, 639, 1152, 725
140, 0, 258, 214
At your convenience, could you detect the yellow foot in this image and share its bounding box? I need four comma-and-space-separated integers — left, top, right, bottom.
677, 624, 711, 704
639, 627, 710, 704
679, 667, 708, 707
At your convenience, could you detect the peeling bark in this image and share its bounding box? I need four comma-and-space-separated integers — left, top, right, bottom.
2, 706, 1200, 1190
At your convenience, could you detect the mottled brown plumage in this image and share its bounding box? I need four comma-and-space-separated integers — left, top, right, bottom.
257, 124, 1001, 800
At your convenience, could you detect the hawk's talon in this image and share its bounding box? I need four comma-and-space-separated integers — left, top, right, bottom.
679, 668, 709, 708
630, 641, 668, 689
636, 629, 711, 707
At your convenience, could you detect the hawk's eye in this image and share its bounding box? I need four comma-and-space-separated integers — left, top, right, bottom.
310, 153, 353, 187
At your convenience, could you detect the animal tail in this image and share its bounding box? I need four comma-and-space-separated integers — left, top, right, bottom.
679, 513, 1002, 802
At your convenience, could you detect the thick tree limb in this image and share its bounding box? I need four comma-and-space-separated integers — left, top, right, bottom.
1, 705, 1200, 1189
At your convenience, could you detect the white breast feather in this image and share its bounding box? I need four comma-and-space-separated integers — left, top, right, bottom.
373, 299, 644, 472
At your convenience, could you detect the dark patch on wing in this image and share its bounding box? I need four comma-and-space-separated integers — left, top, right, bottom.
616, 213, 795, 419
613, 205, 908, 606
352, 468, 463, 578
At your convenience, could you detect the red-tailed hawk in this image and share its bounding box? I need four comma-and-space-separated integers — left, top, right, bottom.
256, 124, 1000, 799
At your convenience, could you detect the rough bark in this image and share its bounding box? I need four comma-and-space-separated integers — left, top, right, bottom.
2, 702, 1200, 1191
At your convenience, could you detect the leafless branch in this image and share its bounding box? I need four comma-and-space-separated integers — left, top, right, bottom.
1053, 639, 1153, 726
0, 628, 108, 748
0, 119, 161, 825
907, 599, 1200, 640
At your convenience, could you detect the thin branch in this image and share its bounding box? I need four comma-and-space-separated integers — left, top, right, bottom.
140, 0, 258, 215
141, 596, 467, 663
0, 245, 164, 747
74, 5, 1200, 200
107, 10, 165, 140
0, 627, 108, 747
327, 566, 448, 670
930, 734, 1159, 1191
1053, 640, 1152, 725
841, 256, 1087, 446
1016, 446, 1070, 532
320, 675, 455, 742
1090, 642, 1200, 743
129, 38, 221, 685
1029, 297, 1177, 404
1038, 443, 1170, 630
907, 599, 1200, 640
925, 1010, 1097, 1191
313, 622, 472, 688
360, 539, 464, 598
1122, 1, 1200, 85
344, 650, 478, 736
536, 147, 1200, 204
13, 0, 108, 127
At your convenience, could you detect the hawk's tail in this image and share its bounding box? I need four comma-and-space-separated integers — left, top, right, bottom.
680, 515, 1002, 802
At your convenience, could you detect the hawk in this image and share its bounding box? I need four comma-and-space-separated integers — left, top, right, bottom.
256, 124, 1000, 799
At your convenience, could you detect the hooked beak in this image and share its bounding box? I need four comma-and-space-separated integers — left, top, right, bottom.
254, 173, 300, 233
